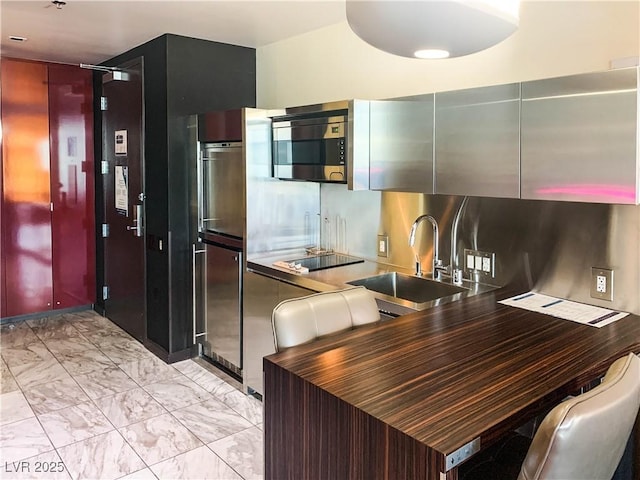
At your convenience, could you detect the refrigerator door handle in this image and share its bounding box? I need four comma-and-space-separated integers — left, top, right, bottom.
236, 250, 243, 368
197, 142, 204, 232
192, 243, 207, 344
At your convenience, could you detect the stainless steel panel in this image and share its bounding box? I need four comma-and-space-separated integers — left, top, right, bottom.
273, 164, 345, 183
201, 144, 244, 237
245, 110, 320, 255
203, 242, 242, 370
280, 100, 350, 116
273, 117, 346, 139
435, 84, 520, 198
242, 271, 313, 395
319, 183, 381, 258
521, 68, 639, 204
369, 98, 434, 193
347, 99, 370, 191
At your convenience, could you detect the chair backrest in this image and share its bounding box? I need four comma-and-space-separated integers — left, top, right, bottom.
518, 352, 640, 480
271, 286, 380, 351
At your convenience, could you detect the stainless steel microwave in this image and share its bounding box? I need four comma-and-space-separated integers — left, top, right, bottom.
272, 104, 348, 183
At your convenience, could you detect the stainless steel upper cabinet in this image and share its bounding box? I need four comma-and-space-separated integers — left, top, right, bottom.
369, 98, 434, 192
521, 68, 639, 204
434, 83, 520, 198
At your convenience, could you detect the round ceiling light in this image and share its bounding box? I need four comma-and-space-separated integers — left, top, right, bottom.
346, 0, 520, 59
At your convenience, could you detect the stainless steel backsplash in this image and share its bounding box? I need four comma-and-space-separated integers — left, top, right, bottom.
320, 185, 640, 314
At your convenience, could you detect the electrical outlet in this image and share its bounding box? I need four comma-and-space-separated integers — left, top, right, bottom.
482, 257, 491, 273
377, 235, 389, 258
591, 267, 613, 301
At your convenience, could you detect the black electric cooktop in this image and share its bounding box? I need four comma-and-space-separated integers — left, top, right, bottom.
289, 253, 364, 272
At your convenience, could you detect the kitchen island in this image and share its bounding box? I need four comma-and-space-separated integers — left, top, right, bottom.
263, 288, 640, 480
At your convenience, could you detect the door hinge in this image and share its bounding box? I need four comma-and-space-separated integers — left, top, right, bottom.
101, 224, 109, 237
102, 285, 109, 301
100, 96, 108, 110
101, 160, 109, 175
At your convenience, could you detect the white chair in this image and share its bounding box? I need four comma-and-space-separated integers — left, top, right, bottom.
518, 352, 640, 480
271, 286, 380, 351
461, 353, 640, 480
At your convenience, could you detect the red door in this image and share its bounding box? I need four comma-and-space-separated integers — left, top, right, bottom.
1, 59, 53, 316
48, 64, 96, 309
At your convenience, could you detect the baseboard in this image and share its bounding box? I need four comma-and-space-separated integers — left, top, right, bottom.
1, 304, 95, 325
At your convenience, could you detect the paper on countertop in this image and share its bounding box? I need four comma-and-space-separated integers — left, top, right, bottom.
499, 291, 629, 328
272, 261, 309, 275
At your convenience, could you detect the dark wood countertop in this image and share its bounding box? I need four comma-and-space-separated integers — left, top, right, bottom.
265, 288, 640, 458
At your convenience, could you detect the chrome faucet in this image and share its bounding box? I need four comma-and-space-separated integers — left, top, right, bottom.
409, 214, 447, 280
450, 196, 469, 286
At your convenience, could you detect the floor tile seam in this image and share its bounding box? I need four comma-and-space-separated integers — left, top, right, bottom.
76, 380, 142, 402
220, 396, 262, 426
71, 355, 145, 394
3, 351, 61, 385
203, 442, 248, 480
0, 389, 37, 427
94, 394, 170, 429
114, 467, 159, 480
2, 367, 62, 408
30, 351, 99, 409
55, 354, 120, 379
120, 421, 206, 472
31, 322, 92, 346
45, 340, 106, 363
140, 375, 214, 410
19, 411, 61, 463
31, 394, 121, 456
54, 426, 147, 480
164, 400, 234, 445
114, 406, 184, 438
143, 440, 210, 471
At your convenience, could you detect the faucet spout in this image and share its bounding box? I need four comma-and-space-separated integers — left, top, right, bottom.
450, 197, 469, 285
409, 214, 441, 279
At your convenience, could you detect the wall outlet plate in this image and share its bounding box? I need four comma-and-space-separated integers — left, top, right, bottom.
590, 267, 613, 301
377, 235, 389, 258
464, 248, 495, 278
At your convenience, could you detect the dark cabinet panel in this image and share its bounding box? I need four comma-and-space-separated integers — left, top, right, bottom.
100, 34, 255, 359
48, 64, 96, 309
1, 59, 53, 316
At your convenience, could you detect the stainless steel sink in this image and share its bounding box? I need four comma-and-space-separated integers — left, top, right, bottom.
347, 272, 467, 304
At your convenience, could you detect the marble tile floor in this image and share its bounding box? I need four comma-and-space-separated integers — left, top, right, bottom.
0, 310, 264, 480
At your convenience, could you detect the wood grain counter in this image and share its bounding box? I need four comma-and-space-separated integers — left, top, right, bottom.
263, 288, 640, 480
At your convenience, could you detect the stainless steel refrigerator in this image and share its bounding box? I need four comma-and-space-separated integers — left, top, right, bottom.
193, 113, 245, 379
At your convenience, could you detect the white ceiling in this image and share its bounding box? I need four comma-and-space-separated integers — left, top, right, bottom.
0, 0, 347, 65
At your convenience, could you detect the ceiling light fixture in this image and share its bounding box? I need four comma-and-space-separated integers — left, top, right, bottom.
47, 0, 66, 9
346, 0, 520, 59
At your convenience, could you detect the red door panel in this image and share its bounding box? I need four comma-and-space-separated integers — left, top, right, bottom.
1, 59, 53, 316
48, 64, 96, 309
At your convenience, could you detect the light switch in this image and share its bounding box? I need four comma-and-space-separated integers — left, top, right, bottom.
467, 254, 475, 269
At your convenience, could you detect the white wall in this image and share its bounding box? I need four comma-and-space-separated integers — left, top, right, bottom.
256, 1, 639, 107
